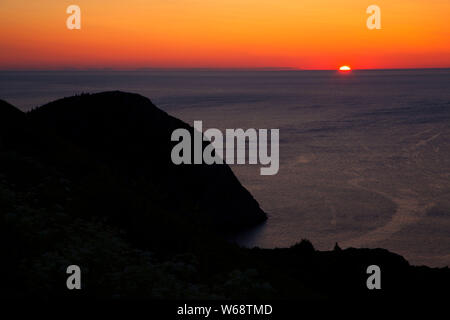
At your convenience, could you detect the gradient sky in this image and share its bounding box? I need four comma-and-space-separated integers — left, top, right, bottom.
1, 0, 449, 69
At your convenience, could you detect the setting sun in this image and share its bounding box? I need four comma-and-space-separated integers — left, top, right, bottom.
339, 66, 352, 71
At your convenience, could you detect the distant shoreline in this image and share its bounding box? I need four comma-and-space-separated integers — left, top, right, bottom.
1, 67, 449, 72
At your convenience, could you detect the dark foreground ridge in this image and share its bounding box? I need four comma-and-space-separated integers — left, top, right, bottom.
0, 92, 448, 301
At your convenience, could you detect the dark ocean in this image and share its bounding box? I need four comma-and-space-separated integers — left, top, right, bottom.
1, 69, 449, 266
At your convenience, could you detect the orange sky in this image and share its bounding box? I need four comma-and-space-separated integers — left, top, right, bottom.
1, 0, 449, 70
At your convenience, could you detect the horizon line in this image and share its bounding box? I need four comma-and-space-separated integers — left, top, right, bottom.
1, 67, 450, 72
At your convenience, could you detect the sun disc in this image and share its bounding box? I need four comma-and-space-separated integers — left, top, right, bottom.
339, 66, 351, 71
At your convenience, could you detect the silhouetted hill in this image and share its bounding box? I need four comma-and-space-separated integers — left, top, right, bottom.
0, 93, 449, 302
27, 92, 266, 232
0, 99, 26, 146
0, 99, 23, 123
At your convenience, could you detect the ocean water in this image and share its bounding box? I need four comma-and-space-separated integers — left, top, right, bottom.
1, 69, 450, 267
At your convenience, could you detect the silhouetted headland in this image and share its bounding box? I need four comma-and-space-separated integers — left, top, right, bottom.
0, 92, 448, 301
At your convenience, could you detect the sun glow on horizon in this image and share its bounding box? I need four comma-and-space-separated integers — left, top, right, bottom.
339, 66, 352, 71
0, 1, 449, 69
